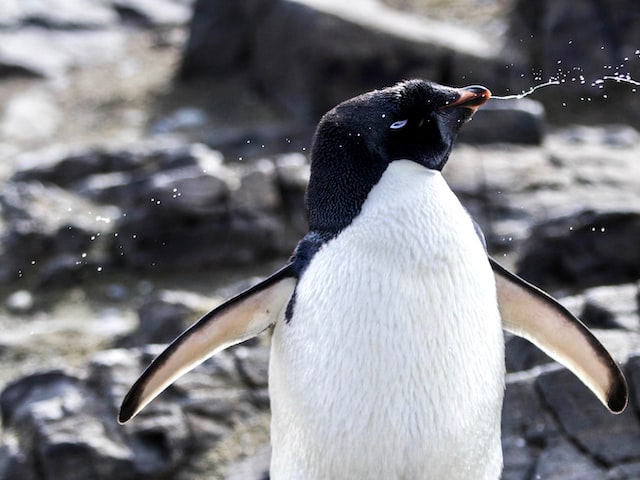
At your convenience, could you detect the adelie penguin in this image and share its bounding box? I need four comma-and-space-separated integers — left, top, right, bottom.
119, 80, 628, 479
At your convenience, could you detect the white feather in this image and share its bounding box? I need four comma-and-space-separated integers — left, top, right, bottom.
269, 160, 505, 479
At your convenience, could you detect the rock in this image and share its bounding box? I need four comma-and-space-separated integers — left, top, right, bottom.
118, 289, 217, 347
457, 98, 546, 145
536, 366, 640, 464
180, 0, 271, 77
580, 300, 622, 330
505, 336, 553, 373
507, 0, 640, 125
502, 367, 561, 479
0, 181, 119, 286
517, 209, 640, 290
531, 436, 606, 479
1, 0, 117, 29
224, 444, 271, 480
2, 324, 639, 479
5, 290, 35, 313
0, 142, 300, 282
274, 153, 310, 237
111, 0, 192, 27
180, 0, 505, 121
0, 29, 125, 79
607, 462, 640, 480
0, 338, 276, 480
0, 371, 137, 480
0, 89, 60, 144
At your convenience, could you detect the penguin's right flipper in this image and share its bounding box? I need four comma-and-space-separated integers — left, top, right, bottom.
118, 264, 297, 424
491, 258, 628, 414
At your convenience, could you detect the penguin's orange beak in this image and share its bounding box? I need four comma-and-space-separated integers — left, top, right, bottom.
443, 85, 492, 113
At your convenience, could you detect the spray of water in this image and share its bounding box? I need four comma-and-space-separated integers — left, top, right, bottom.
491, 49, 640, 101
600, 75, 640, 88
491, 80, 562, 100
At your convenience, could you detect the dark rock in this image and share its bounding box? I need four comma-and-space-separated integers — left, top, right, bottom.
531, 436, 606, 479
35, 254, 113, 290
111, 0, 192, 27
457, 98, 546, 145
180, 0, 272, 77
0, 143, 301, 283
502, 367, 561, 479
0, 339, 276, 480
568, 284, 640, 331
606, 461, 640, 479
536, 367, 640, 465
233, 342, 270, 389
180, 0, 504, 121
0, 181, 119, 285
275, 153, 310, 237
0, 371, 137, 480
507, 0, 640, 125
203, 123, 315, 160
625, 356, 640, 417
12, 142, 198, 188
580, 300, 622, 330
517, 209, 640, 290
505, 336, 553, 373
118, 289, 215, 347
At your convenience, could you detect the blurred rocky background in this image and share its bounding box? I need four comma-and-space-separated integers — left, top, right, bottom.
2, 0, 640, 479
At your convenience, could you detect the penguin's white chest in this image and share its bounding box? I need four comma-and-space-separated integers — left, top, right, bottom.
269, 160, 505, 479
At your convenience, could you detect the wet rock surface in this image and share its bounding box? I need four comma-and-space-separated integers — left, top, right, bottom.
2, 1, 640, 479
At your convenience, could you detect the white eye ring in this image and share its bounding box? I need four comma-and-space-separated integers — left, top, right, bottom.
389, 119, 408, 130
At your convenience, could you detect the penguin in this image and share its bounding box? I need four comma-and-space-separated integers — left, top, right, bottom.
118, 80, 627, 479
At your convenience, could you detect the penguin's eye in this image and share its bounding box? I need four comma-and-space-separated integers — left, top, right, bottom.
389, 119, 408, 130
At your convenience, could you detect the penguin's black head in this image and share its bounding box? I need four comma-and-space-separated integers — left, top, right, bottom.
306, 80, 490, 234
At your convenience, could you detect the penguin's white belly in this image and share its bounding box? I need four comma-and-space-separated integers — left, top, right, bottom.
269, 160, 505, 479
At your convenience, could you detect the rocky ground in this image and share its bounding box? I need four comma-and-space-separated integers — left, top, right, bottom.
2, 0, 640, 479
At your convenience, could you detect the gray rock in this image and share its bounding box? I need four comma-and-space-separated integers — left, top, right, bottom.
0, 371, 137, 480
180, 0, 271, 77
536, 366, 640, 464
531, 436, 606, 480
606, 461, 640, 479
1, 0, 117, 29
0, 337, 276, 480
5, 290, 35, 313
224, 444, 270, 480
0, 29, 125, 79
507, 0, 640, 125
517, 209, 640, 290
505, 336, 553, 373
0, 181, 119, 286
111, 0, 192, 27
274, 153, 310, 237
0, 89, 60, 145
118, 289, 217, 347
180, 0, 505, 120
502, 367, 561, 479
1, 142, 299, 281
457, 98, 546, 145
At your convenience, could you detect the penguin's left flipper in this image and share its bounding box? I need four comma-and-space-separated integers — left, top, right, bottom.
118, 264, 297, 424
491, 258, 628, 413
